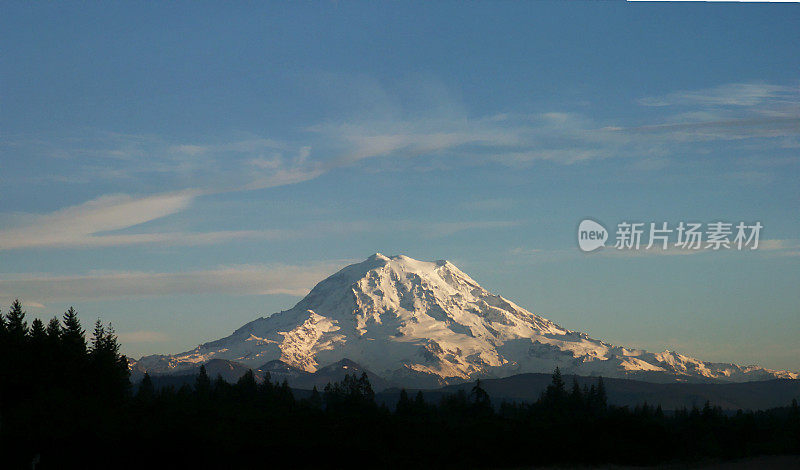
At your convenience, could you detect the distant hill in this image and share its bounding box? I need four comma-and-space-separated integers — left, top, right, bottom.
140, 358, 800, 411
377, 373, 800, 411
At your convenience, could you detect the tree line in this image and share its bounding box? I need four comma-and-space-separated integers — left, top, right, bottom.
1, 300, 798, 468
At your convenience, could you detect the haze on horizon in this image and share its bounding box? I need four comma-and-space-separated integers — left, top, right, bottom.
0, 2, 798, 372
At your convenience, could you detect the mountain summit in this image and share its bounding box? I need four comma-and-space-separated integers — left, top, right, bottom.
135, 254, 797, 386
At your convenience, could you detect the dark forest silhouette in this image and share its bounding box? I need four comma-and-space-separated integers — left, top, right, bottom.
1, 300, 798, 468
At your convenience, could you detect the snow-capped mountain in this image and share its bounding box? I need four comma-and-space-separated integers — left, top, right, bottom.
133, 253, 798, 387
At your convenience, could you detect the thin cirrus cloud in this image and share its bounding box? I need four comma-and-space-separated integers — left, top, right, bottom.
638, 82, 798, 108
0, 187, 519, 251
0, 261, 351, 304
2, 81, 796, 252
305, 82, 798, 169
307, 112, 618, 169
631, 82, 800, 141
757, 239, 800, 257
0, 190, 270, 250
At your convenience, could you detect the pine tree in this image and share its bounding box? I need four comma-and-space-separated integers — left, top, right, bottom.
542, 367, 567, 408
104, 323, 127, 376
137, 373, 155, 402
195, 365, 211, 395
569, 378, 584, 411
258, 371, 274, 397
41, 316, 63, 386
640, 401, 651, 418
414, 390, 426, 413
29, 318, 46, 342
46, 316, 61, 340
213, 374, 228, 398
29, 317, 47, 377
5, 299, 28, 340
0, 312, 7, 373
397, 389, 412, 415
279, 379, 294, 405
308, 385, 322, 410
62, 307, 86, 356
471, 379, 491, 411
92, 319, 131, 400
596, 376, 607, 410
91, 319, 106, 354
3, 300, 29, 397
551, 367, 565, 392
236, 369, 257, 400
358, 372, 375, 403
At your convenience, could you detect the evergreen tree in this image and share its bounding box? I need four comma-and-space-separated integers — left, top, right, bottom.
137, 373, 155, 402
596, 376, 607, 410
358, 372, 375, 403
396, 389, 412, 415
212, 374, 230, 399
29, 317, 47, 371
542, 367, 567, 408
569, 378, 584, 412
414, 390, 426, 411
308, 385, 322, 410
0, 311, 7, 368
258, 371, 274, 397
5, 299, 28, 340
471, 379, 491, 412
62, 307, 86, 356
29, 318, 46, 342
89, 320, 129, 400
195, 365, 211, 395
43, 316, 63, 387
90, 319, 105, 354
46, 316, 61, 341
236, 369, 257, 400
278, 379, 294, 405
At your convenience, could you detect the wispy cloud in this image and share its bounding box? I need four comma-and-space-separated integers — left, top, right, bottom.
611, 116, 800, 142
0, 189, 519, 251
639, 83, 798, 108
307, 112, 625, 169
757, 239, 800, 257
630, 82, 800, 142
0, 261, 351, 303
169, 138, 286, 156
0, 191, 199, 250
3, 80, 796, 253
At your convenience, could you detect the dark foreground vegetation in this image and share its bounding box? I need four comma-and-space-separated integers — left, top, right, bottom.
1, 301, 799, 469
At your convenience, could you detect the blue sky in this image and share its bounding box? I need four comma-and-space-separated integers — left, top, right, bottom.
1, 2, 798, 371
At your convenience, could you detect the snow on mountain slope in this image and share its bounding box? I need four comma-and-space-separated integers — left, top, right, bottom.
133, 253, 798, 386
